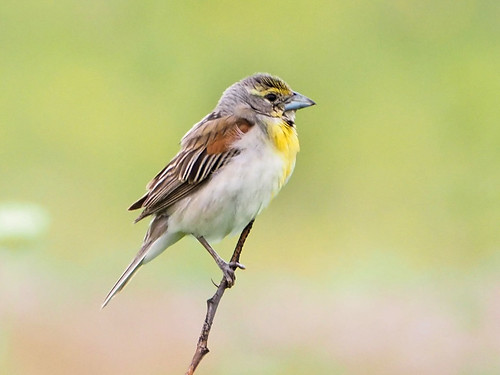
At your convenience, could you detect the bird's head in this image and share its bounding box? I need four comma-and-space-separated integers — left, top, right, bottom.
217, 73, 315, 123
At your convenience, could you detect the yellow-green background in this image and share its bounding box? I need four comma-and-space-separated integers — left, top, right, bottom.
1, 0, 499, 374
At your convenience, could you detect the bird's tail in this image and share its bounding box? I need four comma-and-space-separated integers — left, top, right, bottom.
101, 250, 146, 309
101, 215, 183, 309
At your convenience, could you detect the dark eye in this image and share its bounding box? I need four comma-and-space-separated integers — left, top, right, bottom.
265, 93, 277, 102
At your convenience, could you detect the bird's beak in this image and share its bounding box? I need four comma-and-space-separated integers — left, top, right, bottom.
284, 91, 316, 111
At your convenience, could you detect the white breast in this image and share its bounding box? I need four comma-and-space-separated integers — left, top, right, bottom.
168, 126, 290, 241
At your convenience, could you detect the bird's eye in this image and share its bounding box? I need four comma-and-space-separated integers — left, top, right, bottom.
265, 93, 277, 102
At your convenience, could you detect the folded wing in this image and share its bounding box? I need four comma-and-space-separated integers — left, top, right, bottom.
129, 114, 254, 222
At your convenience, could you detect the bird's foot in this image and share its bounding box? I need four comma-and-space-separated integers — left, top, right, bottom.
220, 261, 245, 287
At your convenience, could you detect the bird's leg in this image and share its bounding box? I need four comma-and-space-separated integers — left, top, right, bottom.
196, 236, 245, 287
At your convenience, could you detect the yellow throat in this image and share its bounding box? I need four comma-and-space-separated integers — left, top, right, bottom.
268, 119, 300, 188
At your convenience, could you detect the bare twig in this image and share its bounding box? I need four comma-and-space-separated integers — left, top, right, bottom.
185, 220, 254, 375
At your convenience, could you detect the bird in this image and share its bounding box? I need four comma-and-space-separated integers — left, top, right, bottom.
102, 73, 315, 308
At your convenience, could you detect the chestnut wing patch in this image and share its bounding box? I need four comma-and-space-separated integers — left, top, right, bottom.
129, 115, 253, 222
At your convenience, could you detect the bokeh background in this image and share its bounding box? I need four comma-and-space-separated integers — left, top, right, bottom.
1, 0, 499, 374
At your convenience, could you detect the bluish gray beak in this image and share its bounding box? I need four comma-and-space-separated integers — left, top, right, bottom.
284, 91, 316, 111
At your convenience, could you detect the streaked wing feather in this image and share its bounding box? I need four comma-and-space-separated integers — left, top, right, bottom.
130, 114, 252, 222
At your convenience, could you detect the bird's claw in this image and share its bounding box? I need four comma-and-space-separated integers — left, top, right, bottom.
220, 261, 245, 287
229, 261, 245, 270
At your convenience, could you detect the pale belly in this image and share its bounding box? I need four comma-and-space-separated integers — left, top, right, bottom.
168, 140, 290, 241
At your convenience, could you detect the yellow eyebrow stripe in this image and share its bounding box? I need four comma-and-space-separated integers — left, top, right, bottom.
249, 87, 292, 97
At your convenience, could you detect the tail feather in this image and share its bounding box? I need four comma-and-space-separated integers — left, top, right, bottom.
101, 214, 180, 309
101, 252, 147, 309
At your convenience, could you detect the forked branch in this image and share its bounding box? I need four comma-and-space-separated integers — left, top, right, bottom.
185, 220, 254, 375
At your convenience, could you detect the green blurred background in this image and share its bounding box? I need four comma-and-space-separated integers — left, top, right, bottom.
1, 0, 499, 374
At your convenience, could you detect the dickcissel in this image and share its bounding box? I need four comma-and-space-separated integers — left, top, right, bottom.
102, 73, 315, 308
